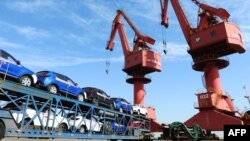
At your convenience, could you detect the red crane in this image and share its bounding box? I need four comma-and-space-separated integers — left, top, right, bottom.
160, 0, 247, 131
106, 10, 161, 108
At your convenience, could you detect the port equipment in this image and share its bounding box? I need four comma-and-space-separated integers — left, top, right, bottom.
159, 121, 207, 141
0, 78, 150, 140
106, 9, 161, 106
160, 0, 248, 132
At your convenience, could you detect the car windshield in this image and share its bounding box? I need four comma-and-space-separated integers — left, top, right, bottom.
0, 50, 18, 64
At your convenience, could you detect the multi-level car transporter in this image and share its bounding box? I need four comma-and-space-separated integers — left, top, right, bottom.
0, 78, 151, 141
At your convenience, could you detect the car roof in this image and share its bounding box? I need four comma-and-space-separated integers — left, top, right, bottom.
83, 87, 103, 92
37, 71, 68, 77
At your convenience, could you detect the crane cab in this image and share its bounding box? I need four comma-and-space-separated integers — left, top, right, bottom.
189, 22, 245, 58
123, 50, 161, 75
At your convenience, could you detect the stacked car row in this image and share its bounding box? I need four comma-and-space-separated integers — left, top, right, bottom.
0, 49, 148, 117
6, 104, 128, 134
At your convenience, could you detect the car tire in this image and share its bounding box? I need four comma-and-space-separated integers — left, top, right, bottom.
77, 94, 84, 102
23, 119, 33, 129
58, 123, 67, 132
110, 103, 114, 110
104, 121, 113, 134
48, 85, 57, 94
78, 125, 86, 133
0, 122, 5, 139
119, 107, 123, 113
19, 75, 32, 87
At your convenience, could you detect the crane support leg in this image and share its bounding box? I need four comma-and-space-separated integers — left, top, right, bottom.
204, 64, 222, 94
134, 81, 145, 105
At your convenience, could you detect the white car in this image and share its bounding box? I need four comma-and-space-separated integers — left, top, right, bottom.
68, 113, 103, 133
10, 107, 69, 131
132, 105, 148, 117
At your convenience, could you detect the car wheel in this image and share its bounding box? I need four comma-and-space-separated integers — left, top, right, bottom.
23, 119, 33, 129
104, 121, 113, 134
119, 107, 123, 113
77, 94, 84, 102
0, 122, 5, 139
58, 123, 67, 132
78, 125, 86, 133
19, 75, 32, 87
48, 85, 57, 94
110, 103, 114, 109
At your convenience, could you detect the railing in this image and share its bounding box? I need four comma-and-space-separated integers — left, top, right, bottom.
126, 75, 151, 80
194, 102, 199, 108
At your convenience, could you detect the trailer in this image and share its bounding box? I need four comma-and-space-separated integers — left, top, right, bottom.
0, 78, 151, 140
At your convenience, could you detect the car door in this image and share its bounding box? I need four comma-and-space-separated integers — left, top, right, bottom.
55, 74, 69, 93
0, 51, 20, 78
66, 77, 79, 96
5, 54, 21, 78
0, 51, 8, 74
121, 98, 128, 110
91, 116, 101, 132
96, 89, 105, 105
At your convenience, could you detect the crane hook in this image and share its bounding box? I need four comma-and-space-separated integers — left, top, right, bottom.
105, 52, 111, 75
105, 60, 110, 74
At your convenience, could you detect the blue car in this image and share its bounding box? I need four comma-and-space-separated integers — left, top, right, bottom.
36, 71, 84, 101
101, 118, 127, 135
0, 49, 37, 87
111, 98, 133, 114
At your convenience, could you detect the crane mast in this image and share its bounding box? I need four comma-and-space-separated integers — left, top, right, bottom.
106, 10, 161, 107
160, 0, 247, 131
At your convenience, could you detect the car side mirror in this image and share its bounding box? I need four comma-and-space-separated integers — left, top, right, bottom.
17, 60, 21, 65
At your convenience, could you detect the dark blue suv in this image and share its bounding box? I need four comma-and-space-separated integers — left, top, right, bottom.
0, 49, 37, 87
111, 98, 133, 114
36, 71, 84, 101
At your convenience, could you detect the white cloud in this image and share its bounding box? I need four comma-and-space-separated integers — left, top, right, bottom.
66, 33, 88, 44
69, 12, 92, 26
0, 20, 49, 39
7, 0, 56, 13
21, 55, 123, 68
152, 42, 190, 62
155, 42, 188, 56
17, 26, 49, 38
83, 1, 114, 22
0, 38, 25, 49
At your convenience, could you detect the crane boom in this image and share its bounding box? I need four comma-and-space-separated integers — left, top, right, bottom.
192, 0, 230, 21
106, 10, 155, 55
160, 0, 169, 28
167, 0, 192, 45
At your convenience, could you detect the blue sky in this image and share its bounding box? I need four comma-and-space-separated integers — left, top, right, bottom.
0, 0, 250, 124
